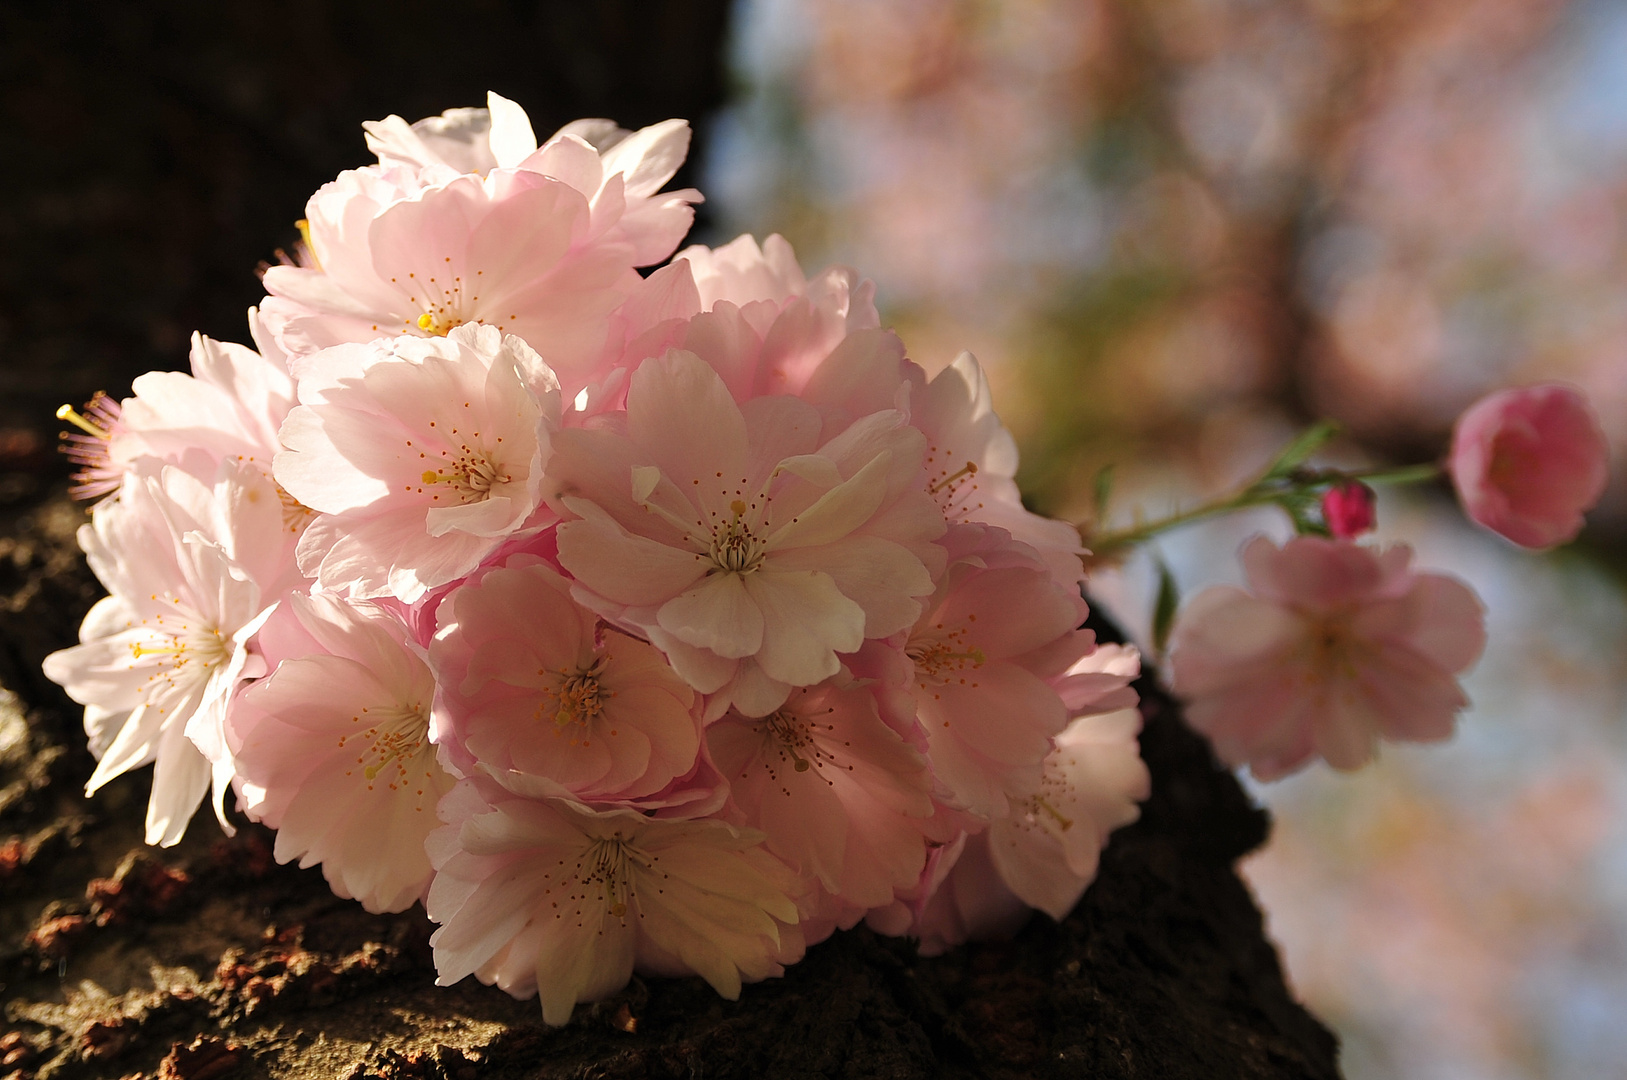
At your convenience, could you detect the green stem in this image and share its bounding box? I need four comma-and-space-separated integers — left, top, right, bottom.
1082, 460, 1444, 558
1085, 488, 1283, 556
1338, 462, 1443, 487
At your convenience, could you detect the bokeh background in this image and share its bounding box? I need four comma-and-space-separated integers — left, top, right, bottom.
705, 2, 1627, 1078
4, 2, 1625, 1076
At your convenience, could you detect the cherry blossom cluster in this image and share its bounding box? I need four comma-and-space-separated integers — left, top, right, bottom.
42, 94, 1149, 1024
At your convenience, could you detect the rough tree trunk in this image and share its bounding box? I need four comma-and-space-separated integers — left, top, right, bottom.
0, 5, 1342, 1076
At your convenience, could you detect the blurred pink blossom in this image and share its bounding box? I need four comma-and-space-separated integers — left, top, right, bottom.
1449, 383, 1610, 549
1169, 536, 1486, 779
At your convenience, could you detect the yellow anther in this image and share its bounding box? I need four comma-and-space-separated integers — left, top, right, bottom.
56, 404, 111, 440
415, 310, 464, 337
295, 218, 320, 270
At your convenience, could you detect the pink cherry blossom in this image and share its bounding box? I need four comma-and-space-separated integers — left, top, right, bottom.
914, 352, 1086, 590
274, 324, 558, 603
426, 779, 803, 1026
677, 233, 809, 311
892, 644, 1147, 950
907, 834, 1026, 957
667, 236, 890, 417
1448, 383, 1610, 549
549, 348, 944, 718
116, 326, 294, 476
985, 704, 1149, 920
229, 592, 454, 913
574, 233, 897, 427
706, 676, 936, 911
361, 91, 539, 176
59, 314, 299, 521
1321, 480, 1377, 539
429, 557, 702, 803
1051, 642, 1142, 716
1169, 535, 1487, 779
261, 93, 699, 387
904, 524, 1092, 819
42, 461, 282, 845
365, 96, 698, 269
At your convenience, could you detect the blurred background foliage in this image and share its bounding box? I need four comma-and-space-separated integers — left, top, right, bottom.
704, 1, 1627, 1078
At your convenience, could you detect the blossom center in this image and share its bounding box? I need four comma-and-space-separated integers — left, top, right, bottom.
398, 266, 490, 336
764, 709, 817, 773
338, 702, 432, 790
755, 705, 843, 790
1016, 792, 1075, 839
709, 507, 768, 574
907, 624, 986, 685
129, 606, 232, 696
576, 833, 647, 920
421, 447, 510, 504
544, 657, 613, 733
925, 453, 983, 519
1305, 616, 1360, 680
416, 311, 466, 337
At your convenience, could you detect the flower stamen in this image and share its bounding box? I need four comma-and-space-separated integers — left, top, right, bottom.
758, 706, 842, 788
579, 834, 636, 920
908, 628, 987, 683
928, 460, 978, 495
276, 482, 316, 533
547, 657, 611, 731
1034, 795, 1073, 832
338, 702, 432, 790
56, 402, 113, 440
420, 452, 507, 503
57, 393, 126, 501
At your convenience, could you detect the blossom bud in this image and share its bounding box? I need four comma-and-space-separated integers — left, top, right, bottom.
1321, 481, 1376, 539
1448, 384, 1609, 549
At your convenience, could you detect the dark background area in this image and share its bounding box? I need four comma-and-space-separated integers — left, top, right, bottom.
0, 0, 731, 490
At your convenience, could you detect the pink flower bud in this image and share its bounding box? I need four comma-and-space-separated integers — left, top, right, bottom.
1321, 481, 1376, 539
1448, 384, 1610, 549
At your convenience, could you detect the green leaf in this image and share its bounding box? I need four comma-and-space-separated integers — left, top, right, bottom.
1261, 420, 1341, 481
1151, 557, 1180, 656
1092, 463, 1115, 520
